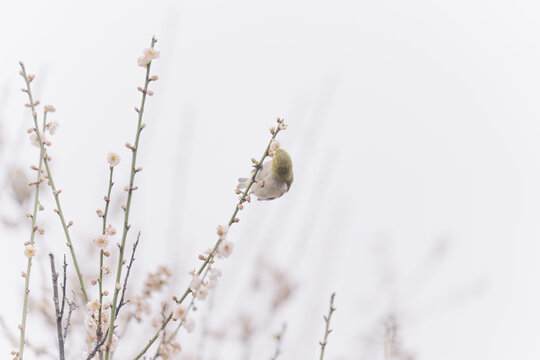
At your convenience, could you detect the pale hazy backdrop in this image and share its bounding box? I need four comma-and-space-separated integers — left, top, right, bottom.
1, 1, 540, 359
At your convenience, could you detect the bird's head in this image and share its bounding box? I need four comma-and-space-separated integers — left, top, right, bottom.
271, 148, 294, 189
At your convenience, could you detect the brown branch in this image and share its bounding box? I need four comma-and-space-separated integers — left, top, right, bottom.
86, 329, 110, 360
116, 232, 140, 316
60, 255, 67, 319
63, 296, 77, 340
48, 253, 65, 360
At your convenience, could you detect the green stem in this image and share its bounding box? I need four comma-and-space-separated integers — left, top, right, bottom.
97, 166, 114, 359
19, 63, 89, 302
18, 110, 47, 360
319, 293, 336, 360
167, 266, 212, 342
133, 125, 282, 359
104, 37, 157, 359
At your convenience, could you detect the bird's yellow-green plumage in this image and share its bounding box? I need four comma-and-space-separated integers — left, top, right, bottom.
271, 148, 294, 190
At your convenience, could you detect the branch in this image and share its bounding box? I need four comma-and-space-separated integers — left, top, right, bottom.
17, 105, 47, 360
151, 303, 170, 360
151, 265, 213, 358
86, 329, 109, 360
48, 254, 65, 360
63, 296, 77, 340
19, 62, 89, 302
133, 118, 287, 359
319, 293, 336, 360
117, 232, 141, 316
97, 165, 115, 358
1, 315, 56, 359
60, 255, 67, 320
105, 36, 158, 360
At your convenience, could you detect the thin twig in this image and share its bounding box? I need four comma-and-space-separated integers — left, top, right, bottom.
63, 296, 77, 340
270, 323, 287, 360
19, 63, 89, 302
319, 293, 336, 360
151, 303, 170, 360
133, 119, 287, 359
105, 37, 158, 360
86, 329, 110, 360
48, 254, 65, 360
117, 232, 141, 316
18, 107, 46, 360
60, 255, 67, 320
0, 315, 56, 359
152, 265, 212, 358
97, 165, 115, 359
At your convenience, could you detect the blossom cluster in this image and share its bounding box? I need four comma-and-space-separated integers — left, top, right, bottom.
28, 104, 59, 148
268, 139, 281, 157
84, 299, 118, 355
137, 47, 160, 67
92, 224, 116, 250
127, 266, 172, 324
216, 224, 233, 259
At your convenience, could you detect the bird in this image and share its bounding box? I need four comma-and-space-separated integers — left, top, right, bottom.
237, 148, 293, 200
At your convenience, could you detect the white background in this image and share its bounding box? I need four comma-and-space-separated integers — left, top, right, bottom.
1, 0, 540, 359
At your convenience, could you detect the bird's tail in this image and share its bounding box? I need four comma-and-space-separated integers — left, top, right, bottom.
237, 177, 249, 189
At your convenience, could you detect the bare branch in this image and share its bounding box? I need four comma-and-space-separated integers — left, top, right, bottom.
86, 329, 109, 360
116, 232, 141, 316
63, 296, 77, 340
60, 255, 67, 319
48, 253, 65, 360
151, 303, 170, 360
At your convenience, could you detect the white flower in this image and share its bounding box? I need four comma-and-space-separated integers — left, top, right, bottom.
172, 304, 188, 321
106, 224, 117, 236
44, 105, 56, 113
196, 287, 209, 301
206, 279, 217, 289
217, 240, 233, 258
84, 316, 96, 333
93, 235, 109, 250
142, 48, 160, 61
137, 56, 149, 67
87, 300, 100, 313
109, 334, 119, 351
268, 140, 280, 157
88, 301, 99, 311
24, 244, 36, 258
209, 268, 222, 280
184, 318, 196, 333
216, 224, 229, 237
189, 275, 201, 292
137, 48, 159, 67
99, 311, 109, 327
47, 121, 60, 135
29, 133, 40, 148
102, 300, 112, 310
107, 152, 121, 167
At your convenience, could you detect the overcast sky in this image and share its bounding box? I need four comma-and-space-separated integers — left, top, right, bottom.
1, 1, 540, 359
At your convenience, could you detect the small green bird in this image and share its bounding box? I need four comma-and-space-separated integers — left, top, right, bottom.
238, 148, 293, 200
